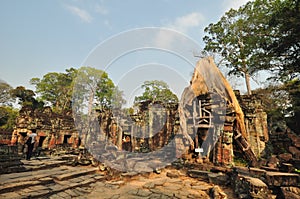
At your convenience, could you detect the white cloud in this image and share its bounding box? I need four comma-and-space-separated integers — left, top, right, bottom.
65, 5, 93, 23
167, 12, 205, 33
222, 0, 252, 12
95, 4, 109, 15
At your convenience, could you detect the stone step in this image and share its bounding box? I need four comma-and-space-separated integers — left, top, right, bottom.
0, 166, 70, 189
1, 165, 28, 174
0, 158, 68, 175
23, 159, 69, 172
0, 172, 105, 199
53, 167, 99, 181
0, 177, 54, 194
187, 170, 210, 181
265, 171, 300, 187
0, 160, 24, 169
235, 175, 270, 198
0, 155, 22, 162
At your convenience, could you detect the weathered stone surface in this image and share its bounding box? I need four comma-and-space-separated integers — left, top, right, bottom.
53, 167, 98, 181
280, 163, 295, 173
191, 185, 212, 191
187, 170, 210, 180
278, 153, 293, 162
268, 155, 280, 168
265, 171, 300, 187
281, 187, 300, 199
166, 171, 179, 178
208, 173, 229, 186
289, 146, 300, 159
289, 133, 300, 148
210, 185, 227, 199
233, 175, 269, 199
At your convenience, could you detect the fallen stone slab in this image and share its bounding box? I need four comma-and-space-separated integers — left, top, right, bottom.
265, 171, 300, 187
0, 180, 41, 194
166, 171, 179, 178
291, 159, 300, 169
210, 166, 232, 173
278, 153, 293, 162
187, 170, 210, 181
208, 172, 229, 185
249, 167, 267, 178
0, 191, 22, 199
280, 186, 300, 199
289, 146, 300, 159
260, 166, 279, 172
191, 185, 212, 191
280, 163, 295, 173
53, 167, 98, 181
210, 185, 228, 199
234, 175, 270, 199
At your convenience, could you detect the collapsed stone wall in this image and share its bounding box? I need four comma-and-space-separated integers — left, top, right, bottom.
12, 106, 79, 153
235, 91, 269, 158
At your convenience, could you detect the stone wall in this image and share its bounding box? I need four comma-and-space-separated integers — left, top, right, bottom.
181, 91, 269, 166
235, 91, 269, 158
12, 106, 79, 152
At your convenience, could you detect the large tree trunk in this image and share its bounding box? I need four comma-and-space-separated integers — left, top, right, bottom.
244, 72, 252, 95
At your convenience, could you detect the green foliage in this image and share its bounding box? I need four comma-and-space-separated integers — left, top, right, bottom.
10, 86, 44, 109
263, 0, 300, 79
284, 79, 300, 134
254, 85, 287, 123
73, 67, 125, 113
30, 68, 77, 113
203, 0, 276, 95
0, 106, 18, 131
0, 81, 13, 106
134, 80, 178, 105
204, 0, 300, 82
254, 79, 300, 135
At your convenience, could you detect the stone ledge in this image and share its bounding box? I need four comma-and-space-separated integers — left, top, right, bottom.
53, 167, 98, 181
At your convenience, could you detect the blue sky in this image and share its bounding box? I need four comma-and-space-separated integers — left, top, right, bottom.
0, 0, 252, 106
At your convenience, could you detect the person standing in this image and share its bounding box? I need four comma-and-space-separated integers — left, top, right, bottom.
25, 129, 37, 160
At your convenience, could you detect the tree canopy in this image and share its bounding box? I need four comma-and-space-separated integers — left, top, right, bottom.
203, 0, 276, 95
263, 0, 300, 79
0, 81, 13, 106
10, 86, 44, 109
71, 67, 125, 114
203, 0, 300, 133
0, 106, 18, 131
134, 80, 178, 105
30, 68, 77, 113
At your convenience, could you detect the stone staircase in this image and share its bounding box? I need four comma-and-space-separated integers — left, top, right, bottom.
0, 144, 26, 174
234, 166, 300, 198
0, 161, 104, 199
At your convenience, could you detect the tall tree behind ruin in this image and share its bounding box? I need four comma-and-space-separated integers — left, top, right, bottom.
30, 68, 77, 113
134, 80, 178, 105
0, 81, 18, 131
203, 0, 277, 95
0, 80, 13, 106
263, 0, 300, 80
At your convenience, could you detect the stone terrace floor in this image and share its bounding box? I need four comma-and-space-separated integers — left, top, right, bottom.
0, 157, 236, 199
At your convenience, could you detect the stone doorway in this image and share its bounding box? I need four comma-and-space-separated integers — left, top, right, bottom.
63, 135, 72, 145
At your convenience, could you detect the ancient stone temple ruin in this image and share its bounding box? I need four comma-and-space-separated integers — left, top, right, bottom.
5, 57, 300, 199
176, 57, 268, 166
11, 57, 269, 167
12, 106, 79, 153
